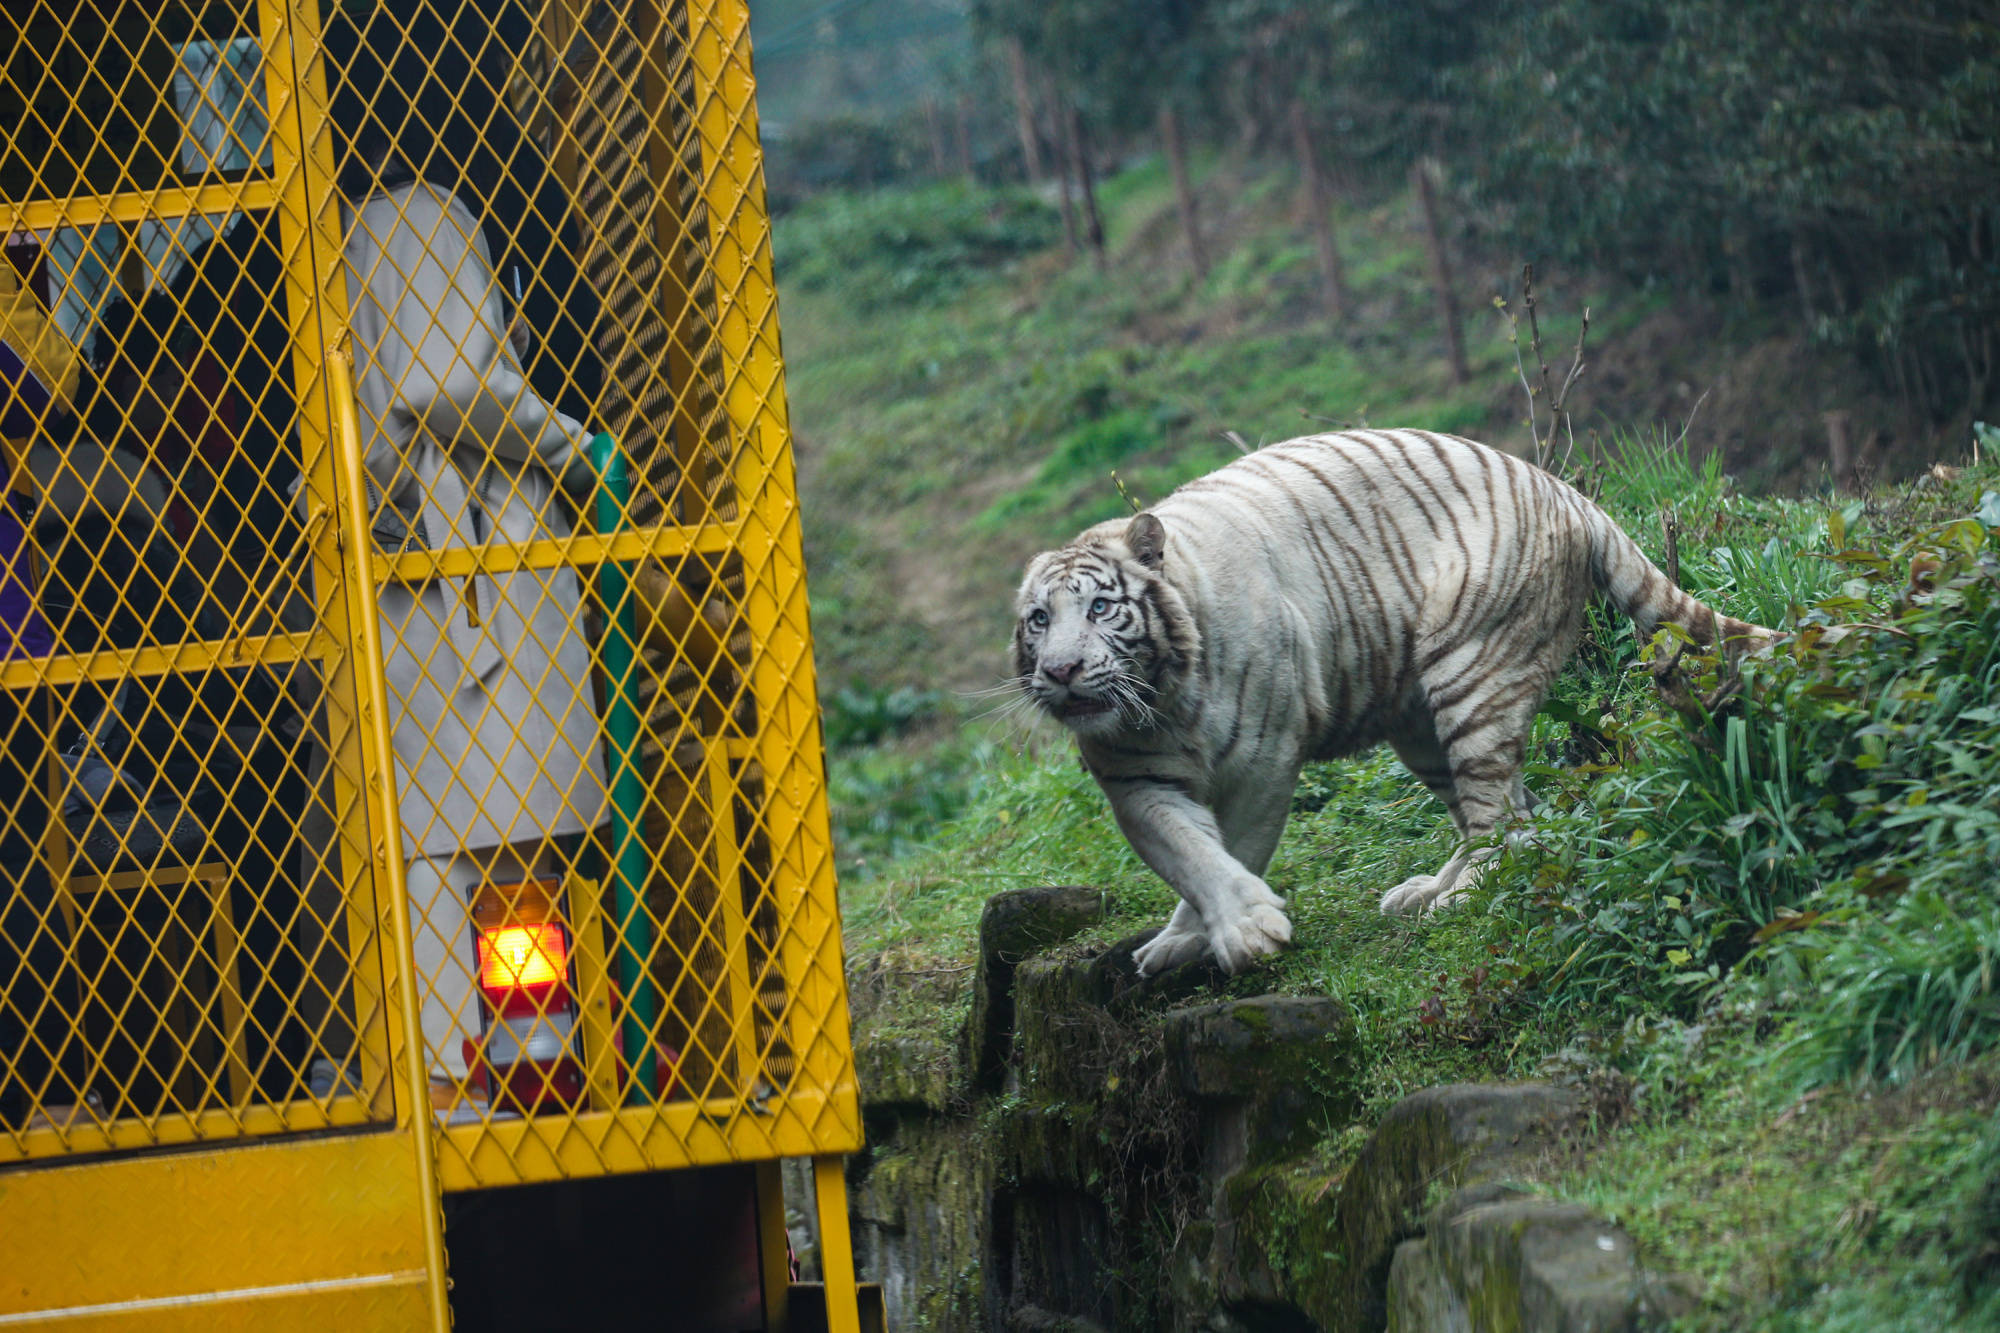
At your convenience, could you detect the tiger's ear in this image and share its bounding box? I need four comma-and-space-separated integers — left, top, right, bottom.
1125, 512, 1166, 570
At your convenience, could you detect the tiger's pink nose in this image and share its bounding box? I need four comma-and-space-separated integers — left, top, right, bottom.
1042, 659, 1082, 685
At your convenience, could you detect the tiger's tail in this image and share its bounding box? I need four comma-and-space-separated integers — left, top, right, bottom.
1579, 498, 1775, 651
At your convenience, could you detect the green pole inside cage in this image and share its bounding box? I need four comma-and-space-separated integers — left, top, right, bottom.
590, 433, 660, 1100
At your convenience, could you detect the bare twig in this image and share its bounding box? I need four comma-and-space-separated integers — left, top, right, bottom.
1523, 264, 1556, 456
1498, 265, 1590, 475
1661, 507, 1681, 587
1674, 387, 1713, 451
1550, 305, 1590, 474
1556, 319, 1590, 405
1492, 293, 1543, 453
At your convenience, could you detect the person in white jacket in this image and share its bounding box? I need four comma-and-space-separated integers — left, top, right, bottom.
335, 179, 608, 1100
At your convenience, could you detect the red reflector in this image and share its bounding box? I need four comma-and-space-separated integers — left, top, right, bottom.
477, 922, 569, 993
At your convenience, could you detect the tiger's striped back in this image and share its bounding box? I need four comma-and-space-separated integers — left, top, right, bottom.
1133, 429, 1762, 756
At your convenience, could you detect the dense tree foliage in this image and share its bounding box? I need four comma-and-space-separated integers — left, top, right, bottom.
1472, 1, 2000, 425
957, 0, 2000, 429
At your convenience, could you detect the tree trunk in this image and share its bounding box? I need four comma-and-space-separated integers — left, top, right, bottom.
1006, 38, 1045, 183
1289, 100, 1347, 321
1824, 409, 1858, 494
1158, 103, 1207, 279
1047, 77, 1078, 254
1411, 157, 1469, 385
1062, 99, 1106, 269
924, 98, 950, 179
1726, 220, 1755, 309
953, 96, 975, 182
1790, 229, 1819, 331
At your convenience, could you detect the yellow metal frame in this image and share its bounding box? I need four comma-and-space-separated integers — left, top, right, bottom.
0, 1129, 438, 1328
0, 0, 859, 1166
2, 0, 864, 1325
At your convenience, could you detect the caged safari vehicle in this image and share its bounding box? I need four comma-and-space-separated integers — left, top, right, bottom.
0, 0, 878, 1327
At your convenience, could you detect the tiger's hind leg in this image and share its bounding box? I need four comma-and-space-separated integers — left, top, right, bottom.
1381, 726, 1456, 910
1380, 676, 1542, 916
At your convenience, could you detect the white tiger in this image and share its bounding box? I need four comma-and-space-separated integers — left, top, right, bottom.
1011, 429, 1769, 976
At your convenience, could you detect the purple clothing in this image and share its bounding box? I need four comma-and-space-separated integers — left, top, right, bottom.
1, 485, 50, 660
2, 329, 60, 661
0, 338, 54, 438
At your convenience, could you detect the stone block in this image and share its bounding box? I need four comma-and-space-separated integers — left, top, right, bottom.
965, 887, 1105, 1092
1389, 1189, 1694, 1332
1229, 1081, 1585, 1332
1388, 1237, 1471, 1333
854, 1033, 958, 1113
1165, 995, 1356, 1100
1164, 995, 1358, 1169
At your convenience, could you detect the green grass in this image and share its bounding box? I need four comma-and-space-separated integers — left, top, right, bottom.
775, 182, 1060, 310
1547, 1028, 2000, 1331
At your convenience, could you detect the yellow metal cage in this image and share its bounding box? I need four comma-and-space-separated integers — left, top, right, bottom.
0, 0, 863, 1326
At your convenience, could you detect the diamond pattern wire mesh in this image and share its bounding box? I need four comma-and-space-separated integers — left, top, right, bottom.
1, 0, 859, 1189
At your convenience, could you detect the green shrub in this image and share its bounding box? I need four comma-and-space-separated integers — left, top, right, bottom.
1034, 409, 1162, 486
774, 183, 1059, 310
823, 684, 945, 749
1957, 1110, 2000, 1302
1498, 491, 2000, 1061
828, 733, 995, 880
765, 111, 928, 207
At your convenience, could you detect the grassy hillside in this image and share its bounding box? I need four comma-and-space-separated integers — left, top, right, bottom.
775, 161, 2000, 1327
819, 438, 2000, 1327
776, 157, 1928, 884
779, 158, 1914, 709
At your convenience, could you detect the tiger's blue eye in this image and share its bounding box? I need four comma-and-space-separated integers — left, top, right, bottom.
1027, 608, 1049, 630
1089, 596, 1110, 617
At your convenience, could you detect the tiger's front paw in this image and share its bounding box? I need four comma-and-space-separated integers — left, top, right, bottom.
1379, 874, 1438, 916
1206, 880, 1292, 973
1381, 873, 1475, 916
1132, 922, 1210, 977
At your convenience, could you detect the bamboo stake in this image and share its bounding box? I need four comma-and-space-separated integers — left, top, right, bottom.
1290, 100, 1347, 320
1006, 38, 1045, 183
1412, 157, 1469, 385
1159, 103, 1207, 279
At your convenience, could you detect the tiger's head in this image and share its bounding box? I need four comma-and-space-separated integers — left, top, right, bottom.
1012, 512, 1199, 735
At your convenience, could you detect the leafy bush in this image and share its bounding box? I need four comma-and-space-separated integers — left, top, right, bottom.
765, 111, 929, 208
774, 183, 1058, 310
827, 732, 996, 880
1499, 483, 2000, 1086
1034, 409, 1163, 487
823, 684, 945, 749
1957, 1110, 2000, 1301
